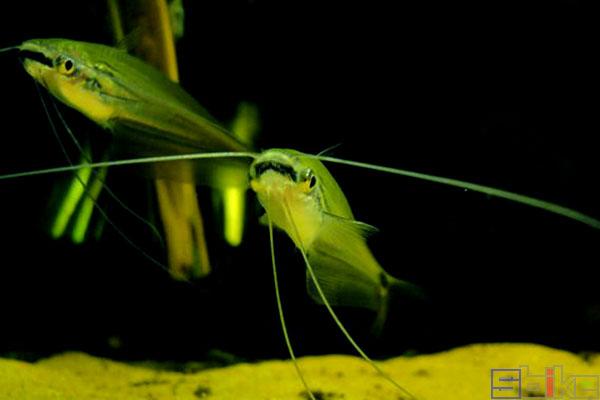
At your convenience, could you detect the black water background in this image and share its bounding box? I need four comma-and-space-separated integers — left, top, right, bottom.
0, 1, 598, 363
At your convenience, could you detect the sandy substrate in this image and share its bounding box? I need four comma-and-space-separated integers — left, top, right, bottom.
1, 343, 597, 399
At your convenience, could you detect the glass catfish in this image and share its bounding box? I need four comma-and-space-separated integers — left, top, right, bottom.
3, 146, 599, 399
14, 38, 251, 279
4, 38, 600, 400
18, 38, 247, 154
249, 149, 422, 333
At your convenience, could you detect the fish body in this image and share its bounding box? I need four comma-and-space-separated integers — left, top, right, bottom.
249, 149, 413, 327
17, 38, 251, 279
19, 38, 247, 154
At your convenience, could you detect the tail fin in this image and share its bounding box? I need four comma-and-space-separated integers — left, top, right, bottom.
371, 286, 390, 337
372, 273, 424, 336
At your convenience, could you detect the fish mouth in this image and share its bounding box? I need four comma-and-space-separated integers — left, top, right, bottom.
19, 49, 54, 68
252, 161, 297, 182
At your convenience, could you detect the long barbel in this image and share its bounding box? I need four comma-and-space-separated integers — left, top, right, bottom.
1, 147, 599, 399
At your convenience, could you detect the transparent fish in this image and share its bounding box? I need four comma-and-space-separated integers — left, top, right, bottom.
1, 3, 598, 398
7, 37, 252, 280
2, 146, 598, 399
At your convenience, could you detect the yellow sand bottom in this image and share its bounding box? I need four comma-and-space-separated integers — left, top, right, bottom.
1, 343, 598, 399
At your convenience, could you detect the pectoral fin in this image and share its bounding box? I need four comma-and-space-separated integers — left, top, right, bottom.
305, 251, 383, 311
304, 213, 384, 311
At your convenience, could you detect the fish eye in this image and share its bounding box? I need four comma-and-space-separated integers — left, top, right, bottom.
298, 169, 317, 191
56, 57, 76, 75
299, 168, 313, 182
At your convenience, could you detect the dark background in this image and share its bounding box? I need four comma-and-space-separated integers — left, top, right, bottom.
0, 0, 598, 364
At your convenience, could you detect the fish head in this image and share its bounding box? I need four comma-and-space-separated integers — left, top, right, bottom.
249, 149, 323, 246
249, 149, 317, 197
250, 148, 355, 219
18, 39, 125, 125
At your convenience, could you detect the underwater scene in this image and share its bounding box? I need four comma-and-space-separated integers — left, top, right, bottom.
0, 1, 598, 399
